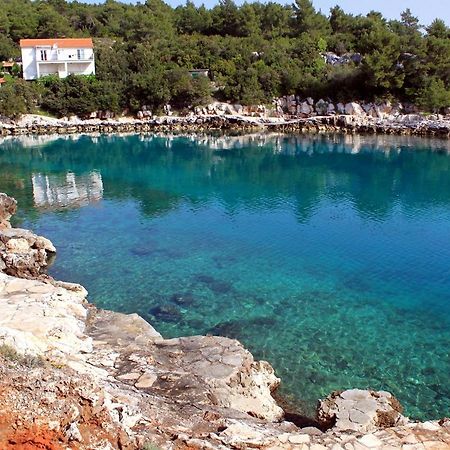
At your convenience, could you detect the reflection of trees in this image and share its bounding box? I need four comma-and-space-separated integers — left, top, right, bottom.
0, 133, 450, 223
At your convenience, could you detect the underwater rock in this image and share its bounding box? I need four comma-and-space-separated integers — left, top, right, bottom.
129, 243, 157, 257
194, 274, 234, 294
209, 316, 277, 340
170, 292, 195, 306
148, 304, 183, 323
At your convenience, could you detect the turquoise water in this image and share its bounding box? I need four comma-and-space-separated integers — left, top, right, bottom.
1, 133, 449, 420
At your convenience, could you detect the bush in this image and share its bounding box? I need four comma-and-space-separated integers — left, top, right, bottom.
39, 75, 121, 118
416, 78, 450, 112
0, 78, 40, 118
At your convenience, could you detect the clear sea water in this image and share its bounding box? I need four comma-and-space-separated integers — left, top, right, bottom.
0, 132, 449, 420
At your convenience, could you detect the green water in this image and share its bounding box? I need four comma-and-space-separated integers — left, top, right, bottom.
0, 133, 449, 420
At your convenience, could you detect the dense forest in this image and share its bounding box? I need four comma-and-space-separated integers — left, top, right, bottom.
0, 0, 449, 118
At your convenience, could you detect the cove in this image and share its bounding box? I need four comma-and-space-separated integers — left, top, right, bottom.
0, 132, 449, 421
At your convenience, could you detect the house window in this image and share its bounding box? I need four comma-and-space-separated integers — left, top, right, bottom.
77, 49, 85, 60
40, 50, 47, 61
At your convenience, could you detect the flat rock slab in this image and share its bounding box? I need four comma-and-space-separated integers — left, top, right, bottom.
87, 309, 283, 422
0, 272, 91, 358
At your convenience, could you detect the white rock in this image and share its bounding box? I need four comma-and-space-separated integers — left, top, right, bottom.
5, 238, 30, 254
66, 422, 83, 442
345, 102, 365, 116
299, 102, 312, 115
358, 434, 383, 448
288, 434, 310, 444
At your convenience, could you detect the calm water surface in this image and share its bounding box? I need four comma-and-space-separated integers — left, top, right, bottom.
1, 133, 449, 420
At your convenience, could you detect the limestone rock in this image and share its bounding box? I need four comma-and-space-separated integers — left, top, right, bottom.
0, 193, 17, 229
0, 272, 91, 359
0, 196, 56, 278
299, 101, 312, 115
317, 389, 408, 432
336, 103, 345, 114
5, 237, 30, 254
344, 102, 365, 116
315, 99, 328, 115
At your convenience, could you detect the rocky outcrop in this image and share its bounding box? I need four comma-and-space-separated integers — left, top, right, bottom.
0, 193, 16, 229
0, 272, 90, 358
0, 194, 55, 278
317, 389, 408, 432
322, 52, 362, 66
87, 308, 284, 422
1, 102, 450, 137
1, 192, 450, 449
344, 102, 365, 116
1, 113, 449, 137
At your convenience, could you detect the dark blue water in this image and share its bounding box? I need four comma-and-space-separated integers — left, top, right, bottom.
1, 133, 449, 420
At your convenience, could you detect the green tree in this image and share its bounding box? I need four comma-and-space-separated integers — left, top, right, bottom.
416, 78, 450, 112
292, 0, 330, 37
426, 19, 450, 39
360, 23, 403, 94
0, 78, 39, 118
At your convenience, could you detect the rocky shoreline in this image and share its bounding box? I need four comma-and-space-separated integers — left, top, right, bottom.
1, 192, 450, 449
1, 110, 450, 138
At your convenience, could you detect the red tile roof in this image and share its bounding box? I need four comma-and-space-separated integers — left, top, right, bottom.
20, 38, 93, 49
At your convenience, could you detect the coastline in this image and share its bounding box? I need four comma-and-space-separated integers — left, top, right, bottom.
1, 193, 450, 448
1, 112, 450, 138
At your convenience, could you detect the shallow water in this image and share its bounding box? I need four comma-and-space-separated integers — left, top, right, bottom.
1, 132, 449, 420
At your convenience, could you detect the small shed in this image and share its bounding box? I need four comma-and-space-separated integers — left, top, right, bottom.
188, 69, 210, 79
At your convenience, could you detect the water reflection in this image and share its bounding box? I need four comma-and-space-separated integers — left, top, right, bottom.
0, 132, 450, 223
31, 172, 103, 210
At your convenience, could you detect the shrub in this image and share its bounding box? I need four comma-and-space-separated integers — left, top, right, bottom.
416, 78, 450, 112
0, 78, 40, 118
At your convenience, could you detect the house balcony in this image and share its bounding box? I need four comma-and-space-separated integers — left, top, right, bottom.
36, 57, 95, 79
37, 55, 94, 63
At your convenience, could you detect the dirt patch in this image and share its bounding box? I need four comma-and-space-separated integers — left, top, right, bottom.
1, 420, 64, 450
0, 356, 135, 449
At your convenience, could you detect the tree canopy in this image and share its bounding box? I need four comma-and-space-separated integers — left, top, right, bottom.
0, 0, 449, 117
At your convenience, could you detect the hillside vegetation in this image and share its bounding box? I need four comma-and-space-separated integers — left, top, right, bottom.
0, 0, 449, 118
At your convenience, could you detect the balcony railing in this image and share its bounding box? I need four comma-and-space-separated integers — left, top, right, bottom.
37, 51, 93, 62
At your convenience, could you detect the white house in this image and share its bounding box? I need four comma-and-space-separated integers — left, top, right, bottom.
20, 38, 95, 80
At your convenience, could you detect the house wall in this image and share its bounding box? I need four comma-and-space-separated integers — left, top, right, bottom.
21, 46, 95, 80
67, 61, 95, 76
38, 63, 61, 77
21, 47, 38, 80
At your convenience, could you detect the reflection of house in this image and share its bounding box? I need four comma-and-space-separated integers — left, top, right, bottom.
20, 38, 95, 80
32, 172, 103, 210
